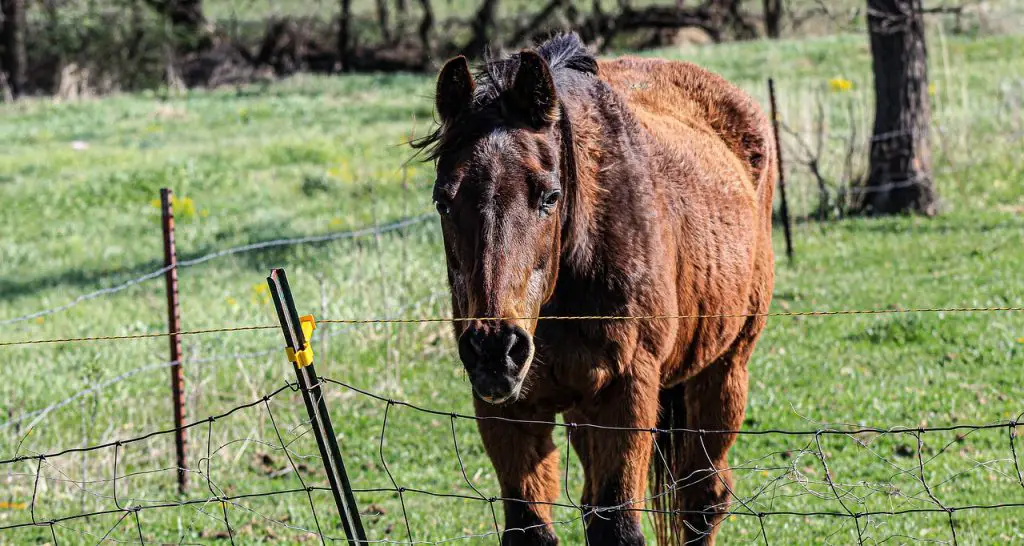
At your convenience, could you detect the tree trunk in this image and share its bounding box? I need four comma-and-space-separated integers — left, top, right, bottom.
0, 0, 27, 99
143, 0, 207, 50
721, 0, 758, 39
376, 0, 393, 44
509, 0, 567, 47
417, 0, 434, 68
339, 0, 353, 72
462, 0, 500, 59
395, 0, 408, 36
863, 0, 937, 215
763, 0, 782, 38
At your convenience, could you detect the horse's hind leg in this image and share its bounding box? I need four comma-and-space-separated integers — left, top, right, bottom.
677, 339, 755, 545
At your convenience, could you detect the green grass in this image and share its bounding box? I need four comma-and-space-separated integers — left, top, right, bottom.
1, 31, 1023, 545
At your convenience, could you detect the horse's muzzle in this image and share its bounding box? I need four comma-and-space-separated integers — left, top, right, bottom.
458, 321, 534, 404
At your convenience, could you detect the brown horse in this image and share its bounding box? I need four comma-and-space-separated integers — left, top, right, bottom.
413, 33, 775, 546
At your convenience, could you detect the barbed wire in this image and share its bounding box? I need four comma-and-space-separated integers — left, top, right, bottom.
1, 305, 1019, 348
0, 213, 433, 328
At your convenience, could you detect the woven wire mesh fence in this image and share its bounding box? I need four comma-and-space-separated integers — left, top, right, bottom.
2, 372, 1022, 544
2, 305, 1022, 545
0, 381, 323, 544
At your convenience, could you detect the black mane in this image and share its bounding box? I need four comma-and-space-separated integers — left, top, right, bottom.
411, 32, 598, 162
474, 32, 598, 103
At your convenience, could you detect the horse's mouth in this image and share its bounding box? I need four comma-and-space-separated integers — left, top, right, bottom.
475, 387, 522, 405
471, 360, 532, 405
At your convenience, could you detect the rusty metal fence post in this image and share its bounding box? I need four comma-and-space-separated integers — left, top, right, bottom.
267, 268, 367, 544
160, 188, 188, 494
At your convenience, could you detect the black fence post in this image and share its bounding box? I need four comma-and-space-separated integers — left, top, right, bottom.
267, 268, 367, 545
768, 77, 795, 264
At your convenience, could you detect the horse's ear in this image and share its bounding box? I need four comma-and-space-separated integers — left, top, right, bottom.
505, 51, 558, 130
436, 56, 475, 124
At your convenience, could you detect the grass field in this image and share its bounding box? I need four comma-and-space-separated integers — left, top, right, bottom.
1, 29, 1023, 545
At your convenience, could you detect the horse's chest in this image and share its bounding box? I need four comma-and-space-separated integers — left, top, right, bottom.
532, 327, 623, 403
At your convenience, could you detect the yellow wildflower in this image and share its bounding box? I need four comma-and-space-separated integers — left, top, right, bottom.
174, 196, 196, 219
151, 196, 197, 219
328, 159, 354, 184
828, 77, 853, 93
251, 283, 270, 305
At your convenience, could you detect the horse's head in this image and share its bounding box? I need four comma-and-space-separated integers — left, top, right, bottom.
421, 50, 574, 405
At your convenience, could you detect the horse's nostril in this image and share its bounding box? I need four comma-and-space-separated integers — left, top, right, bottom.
503, 330, 517, 353
469, 332, 485, 356
506, 326, 533, 366
458, 328, 486, 371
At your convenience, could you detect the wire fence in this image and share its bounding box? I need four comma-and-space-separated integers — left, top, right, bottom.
0, 213, 433, 328
327, 375, 1024, 545
0, 381, 310, 543
2, 369, 1021, 545
2, 305, 1021, 348
1, 301, 1022, 545
0, 290, 449, 434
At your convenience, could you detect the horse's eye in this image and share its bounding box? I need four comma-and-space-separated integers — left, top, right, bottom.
540, 190, 561, 214
435, 199, 451, 216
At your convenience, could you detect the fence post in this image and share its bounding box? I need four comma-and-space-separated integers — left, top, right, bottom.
768, 78, 795, 264
160, 188, 188, 494
267, 268, 367, 545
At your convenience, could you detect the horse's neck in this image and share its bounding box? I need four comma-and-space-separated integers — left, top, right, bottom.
554, 86, 657, 311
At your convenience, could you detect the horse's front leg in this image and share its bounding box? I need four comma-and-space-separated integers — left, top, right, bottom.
475, 398, 561, 546
575, 371, 661, 546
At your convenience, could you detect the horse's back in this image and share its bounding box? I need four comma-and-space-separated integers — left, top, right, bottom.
597, 56, 775, 208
